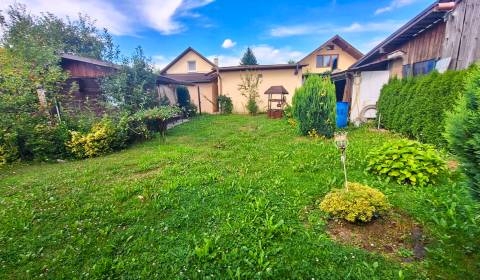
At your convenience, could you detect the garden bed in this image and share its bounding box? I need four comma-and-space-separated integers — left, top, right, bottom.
326, 211, 426, 262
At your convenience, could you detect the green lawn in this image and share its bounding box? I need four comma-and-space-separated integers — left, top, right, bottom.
1, 115, 479, 279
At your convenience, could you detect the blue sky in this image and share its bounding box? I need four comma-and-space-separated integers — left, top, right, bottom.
1, 0, 434, 68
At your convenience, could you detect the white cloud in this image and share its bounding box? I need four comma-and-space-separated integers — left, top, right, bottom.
251, 45, 304, 64
375, 0, 418, 15
0, 0, 133, 35
207, 55, 240, 66
0, 0, 215, 36
269, 20, 405, 37
209, 45, 305, 66
359, 37, 387, 53
270, 25, 315, 37
152, 55, 171, 70
221, 39, 236, 49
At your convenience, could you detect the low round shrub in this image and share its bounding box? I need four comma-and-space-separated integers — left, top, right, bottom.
366, 139, 445, 187
218, 95, 233, 114
320, 182, 390, 223
66, 119, 119, 158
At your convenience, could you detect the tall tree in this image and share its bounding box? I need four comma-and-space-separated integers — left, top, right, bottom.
0, 3, 119, 62
101, 46, 158, 112
240, 47, 258, 65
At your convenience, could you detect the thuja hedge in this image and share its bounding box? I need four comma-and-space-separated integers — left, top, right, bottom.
377, 68, 471, 147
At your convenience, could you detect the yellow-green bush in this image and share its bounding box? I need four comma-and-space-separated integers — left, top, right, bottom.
66, 121, 118, 158
320, 182, 390, 222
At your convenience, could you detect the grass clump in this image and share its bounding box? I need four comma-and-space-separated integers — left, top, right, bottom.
366, 139, 445, 187
320, 182, 390, 223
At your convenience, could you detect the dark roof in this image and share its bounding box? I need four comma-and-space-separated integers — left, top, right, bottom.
157, 75, 194, 86
350, 1, 449, 70
60, 53, 121, 70
264, 86, 289, 95
299, 35, 364, 63
163, 73, 217, 84
214, 64, 307, 73
160, 47, 215, 74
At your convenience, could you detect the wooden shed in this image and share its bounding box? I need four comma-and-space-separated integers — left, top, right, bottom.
344, 0, 480, 124
60, 53, 120, 113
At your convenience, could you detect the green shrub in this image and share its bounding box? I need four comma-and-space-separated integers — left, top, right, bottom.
132, 106, 181, 138
238, 71, 261, 115
292, 75, 336, 138
218, 95, 233, 114
366, 139, 446, 187
377, 69, 469, 147
445, 65, 480, 199
246, 99, 259, 115
182, 103, 198, 118
176, 86, 190, 108
320, 182, 390, 222
0, 131, 19, 166
67, 119, 120, 158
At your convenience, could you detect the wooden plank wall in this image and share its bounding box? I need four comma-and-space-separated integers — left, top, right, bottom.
442, 0, 480, 70
62, 60, 115, 78
399, 22, 446, 65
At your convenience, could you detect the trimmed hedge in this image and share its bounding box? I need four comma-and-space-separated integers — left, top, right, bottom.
445, 65, 480, 199
377, 69, 470, 147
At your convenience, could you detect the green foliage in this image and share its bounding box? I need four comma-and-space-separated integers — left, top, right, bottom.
445, 65, 480, 199
238, 71, 262, 115
67, 119, 125, 158
175, 86, 197, 117
377, 69, 469, 147
292, 75, 336, 137
0, 3, 119, 164
366, 139, 446, 187
0, 3, 119, 62
182, 103, 198, 118
0, 47, 68, 164
101, 46, 158, 112
132, 106, 181, 139
218, 95, 233, 114
240, 47, 258, 65
176, 86, 191, 108
320, 182, 390, 222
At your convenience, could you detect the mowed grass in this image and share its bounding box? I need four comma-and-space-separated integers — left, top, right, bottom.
0, 115, 479, 279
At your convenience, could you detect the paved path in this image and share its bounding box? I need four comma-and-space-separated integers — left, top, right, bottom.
167, 118, 189, 129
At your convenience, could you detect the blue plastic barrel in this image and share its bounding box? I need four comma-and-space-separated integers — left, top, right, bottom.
336, 102, 349, 128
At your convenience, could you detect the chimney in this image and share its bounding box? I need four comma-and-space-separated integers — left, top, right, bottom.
214, 57, 219, 66
437, 2, 456, 11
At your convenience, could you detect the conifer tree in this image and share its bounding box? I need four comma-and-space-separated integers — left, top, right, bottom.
240, 47, 258, 65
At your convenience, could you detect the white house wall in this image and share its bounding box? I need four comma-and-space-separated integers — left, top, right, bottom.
349, 71, 390, 124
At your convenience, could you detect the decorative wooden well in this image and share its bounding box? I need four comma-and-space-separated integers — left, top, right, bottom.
265, 86, 288, 119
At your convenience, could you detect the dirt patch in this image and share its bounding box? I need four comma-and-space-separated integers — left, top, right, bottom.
447, 160, 459, 171
326, 211, 426, 262
368, 128, 389, 133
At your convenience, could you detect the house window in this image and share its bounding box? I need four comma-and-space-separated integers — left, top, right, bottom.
316, 54, 339, 69
402, 59, 437, 77
326, 44, 335, 50
187, 60, 196, 72
412, 59, 436, 76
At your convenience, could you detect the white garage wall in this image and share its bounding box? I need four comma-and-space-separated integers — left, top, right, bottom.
350, 71, 390, 123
